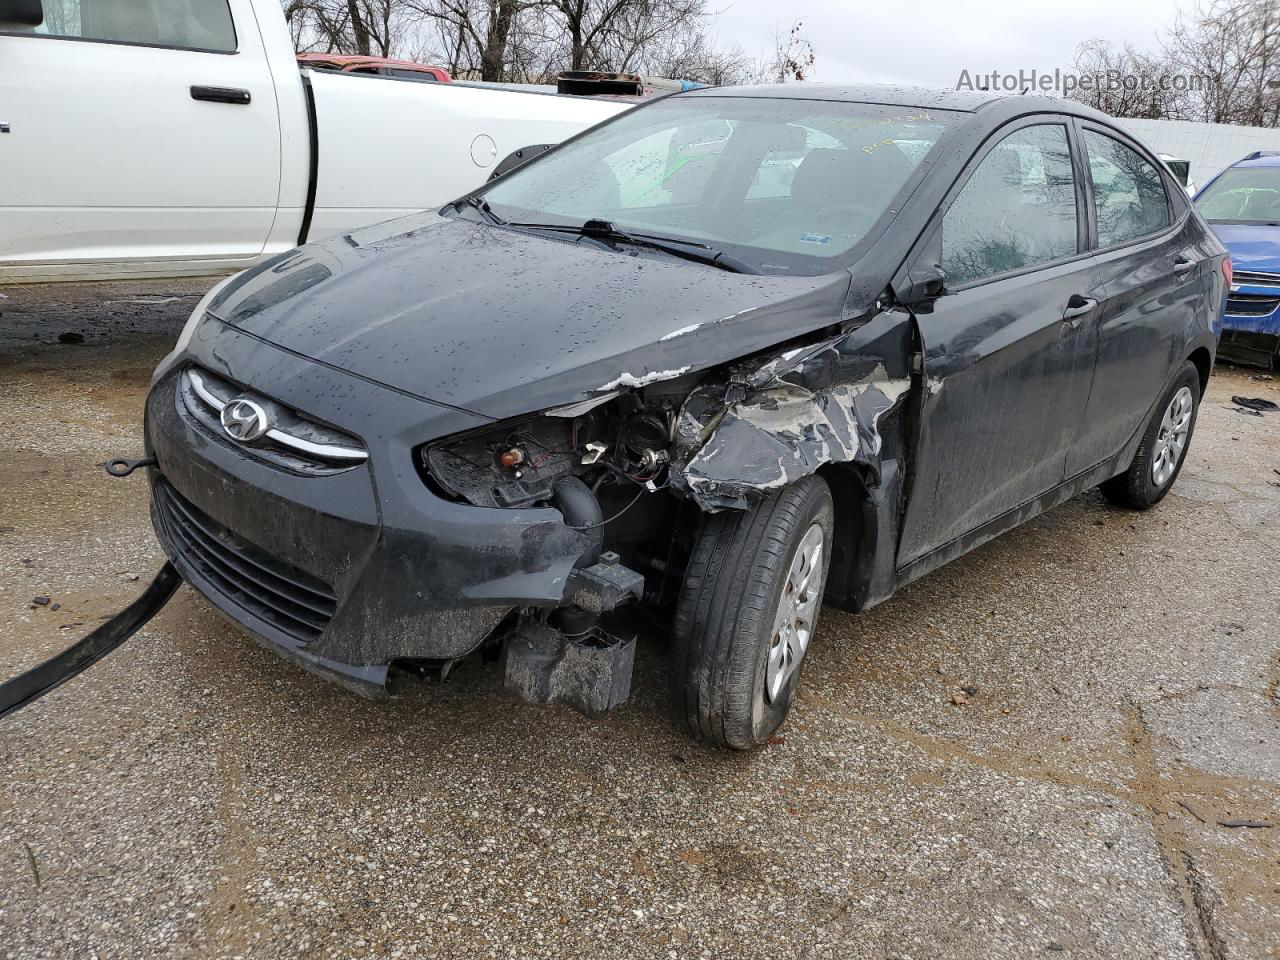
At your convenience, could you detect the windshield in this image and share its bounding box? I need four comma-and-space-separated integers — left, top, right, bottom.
1195, 166, 1280, 223
476, 96, 956, 275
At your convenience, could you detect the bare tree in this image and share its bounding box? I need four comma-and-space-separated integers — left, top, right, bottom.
632, 30, 758, 85
1067, 39, 1191, 119
767, 20, 814, 83
1164, 0, 1280, 125
289, 0, 411, 55
285, 0, 812, 87
405, 0, 539, 80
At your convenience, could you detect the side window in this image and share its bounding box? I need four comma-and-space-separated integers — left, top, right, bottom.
1083, 130, 1170, 247
941, 124, 1078, 286
32, 0, 236, 51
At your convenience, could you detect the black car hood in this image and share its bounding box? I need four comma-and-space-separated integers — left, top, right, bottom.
209, 212, 854, 420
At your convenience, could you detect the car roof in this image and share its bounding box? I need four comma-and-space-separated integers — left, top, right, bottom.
680, 82, 1117, 121
682, 82, 1000, 111
1230, 153, 1280, 168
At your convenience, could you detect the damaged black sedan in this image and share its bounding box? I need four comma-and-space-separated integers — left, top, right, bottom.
144, 84, 1226, 748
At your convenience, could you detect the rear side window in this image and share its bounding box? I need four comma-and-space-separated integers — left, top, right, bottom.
1083, 131, 1170, 247
941, 124, 1078, 285
31, 0, 236, 51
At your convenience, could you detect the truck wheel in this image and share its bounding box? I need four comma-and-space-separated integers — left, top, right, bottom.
671, 476, 834, 749
1100, 361, 1201, 510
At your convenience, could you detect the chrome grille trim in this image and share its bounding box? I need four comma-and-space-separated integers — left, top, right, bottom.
1232, 269, 1280, 287
1225, 293, 1280, 317
184, 368, 369, 466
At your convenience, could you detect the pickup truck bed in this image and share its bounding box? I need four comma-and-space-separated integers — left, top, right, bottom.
302, 70, 621, 243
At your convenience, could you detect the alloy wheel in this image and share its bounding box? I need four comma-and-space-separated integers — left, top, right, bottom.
765, 523, 825, 703
1152, 386, 1194, 487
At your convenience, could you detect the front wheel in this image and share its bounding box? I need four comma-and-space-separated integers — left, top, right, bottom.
1100, 361, 1201, 510
671, 476, 834, 749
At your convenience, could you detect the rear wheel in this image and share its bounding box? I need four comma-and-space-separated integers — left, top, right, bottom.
1100, 362, 1200, 510
670, 476, 834, 749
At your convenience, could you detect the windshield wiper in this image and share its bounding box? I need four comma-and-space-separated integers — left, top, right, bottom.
455, 194, 508, 225
504, 217, 758, 274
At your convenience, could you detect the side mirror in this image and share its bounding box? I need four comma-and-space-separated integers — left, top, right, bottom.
898, 263, 945, 304
488, 144, 554, 182
892, 227, 946, 307
0, 0, 43, 26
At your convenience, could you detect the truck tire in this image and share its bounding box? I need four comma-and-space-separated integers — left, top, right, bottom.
1100, 361, 1201, 510
671, 476, 834, 749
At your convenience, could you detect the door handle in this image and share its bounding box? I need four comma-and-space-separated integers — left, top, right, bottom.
190, 85, 251, 105
1172, 257, 1197, 277
1062, 294, 1097, 328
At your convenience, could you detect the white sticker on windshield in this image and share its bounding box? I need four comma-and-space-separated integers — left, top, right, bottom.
800, 233, 832, 245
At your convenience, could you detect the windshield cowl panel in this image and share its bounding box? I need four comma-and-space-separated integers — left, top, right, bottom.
477, 96, 958, 278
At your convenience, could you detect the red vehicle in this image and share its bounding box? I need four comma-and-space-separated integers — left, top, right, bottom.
296, 54, 451, 83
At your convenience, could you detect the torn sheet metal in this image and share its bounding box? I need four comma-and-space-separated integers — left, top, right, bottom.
673, 310, 915, 512
596, 366, 693, 392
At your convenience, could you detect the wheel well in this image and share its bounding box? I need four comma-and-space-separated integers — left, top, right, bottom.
1188, 347, 1212, 396
817, 463, 874, 611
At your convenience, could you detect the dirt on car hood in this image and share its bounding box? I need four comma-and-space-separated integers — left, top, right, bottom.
207, 212, 854, 420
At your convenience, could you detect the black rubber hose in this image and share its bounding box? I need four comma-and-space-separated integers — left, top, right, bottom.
0, 562, 182, 721
554, 475, 603, 568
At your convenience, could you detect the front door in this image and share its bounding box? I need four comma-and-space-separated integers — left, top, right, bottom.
0, 0, 280, 273
898, 120, 1100, 566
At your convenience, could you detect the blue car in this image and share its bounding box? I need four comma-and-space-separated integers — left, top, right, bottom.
1195, 151, 1280, 367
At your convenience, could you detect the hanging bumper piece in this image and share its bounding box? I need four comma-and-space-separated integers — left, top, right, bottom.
0, 563, 182, 721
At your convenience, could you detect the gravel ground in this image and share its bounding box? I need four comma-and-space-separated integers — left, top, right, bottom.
0, 282, 1278, 959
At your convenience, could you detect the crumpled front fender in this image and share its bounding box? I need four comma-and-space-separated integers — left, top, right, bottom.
672, 307, 916, 512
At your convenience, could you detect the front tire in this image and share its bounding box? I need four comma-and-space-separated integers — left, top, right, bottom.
671, 476, 834, 749
1100, 361, 1201, 510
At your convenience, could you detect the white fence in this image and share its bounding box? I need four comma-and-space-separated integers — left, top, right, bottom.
1117, 118, 1280, 189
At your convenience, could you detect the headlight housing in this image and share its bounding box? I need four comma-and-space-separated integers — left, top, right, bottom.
422, 415, 582, 508
154, 272, 242, 380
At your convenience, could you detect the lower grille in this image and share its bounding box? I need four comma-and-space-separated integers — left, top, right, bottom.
1225, 293, 1280, 317
154, 481, 336, 642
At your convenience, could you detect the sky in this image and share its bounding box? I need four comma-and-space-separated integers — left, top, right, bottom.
711, 0, 1190, 88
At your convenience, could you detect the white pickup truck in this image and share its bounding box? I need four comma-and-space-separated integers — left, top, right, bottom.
0, 0, 625, 283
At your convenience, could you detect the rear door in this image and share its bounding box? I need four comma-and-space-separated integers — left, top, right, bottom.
1064, 124, 1207, 474
0, 0, 280, 272
898, 118, 1100, 566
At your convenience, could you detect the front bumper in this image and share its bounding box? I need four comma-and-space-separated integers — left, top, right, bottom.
1223, 278, 1280, 335
144, 320, 593, 696
1221, 280, 1280, 367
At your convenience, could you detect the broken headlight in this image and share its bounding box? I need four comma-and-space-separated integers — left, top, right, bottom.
422, 415, 586, 508
421, 396, 680, 510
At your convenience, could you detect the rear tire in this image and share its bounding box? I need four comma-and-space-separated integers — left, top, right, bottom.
1100, 361, 1200, 510
671, 476, 834, 749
